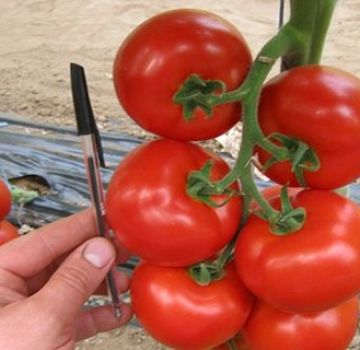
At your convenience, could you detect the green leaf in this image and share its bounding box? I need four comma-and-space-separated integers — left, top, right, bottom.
11, 186, 39, 205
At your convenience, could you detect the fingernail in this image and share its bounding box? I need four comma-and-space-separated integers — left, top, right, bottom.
82, 238, 115, 268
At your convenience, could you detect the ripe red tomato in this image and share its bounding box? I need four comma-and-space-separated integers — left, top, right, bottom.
113, 9, 252, 141
0, 220, 18, 246
257, 65, 360, 189
131, 262, 254, 350
105, 139, 242, 267
243, 297, 359, 350
235, 189, 360, 313
0, 178, 11, 220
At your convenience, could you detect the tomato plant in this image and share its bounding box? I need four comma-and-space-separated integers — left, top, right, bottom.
243, 297, 359, 350
131, 262, 254, 350
113, 9, 252, 141
105, 139, 242, 267
106, 2, 360, 349
0, 220, 18, 246
235, 189, 360, 313
257, 65, 360, 189
0, 178, 11, 220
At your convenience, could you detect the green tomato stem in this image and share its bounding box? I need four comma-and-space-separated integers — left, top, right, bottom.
213, 0, 338, 218
188, 0, 338, 283
227, 338, 238, 350
213, 24, 298, 220
287, 0, 338, 67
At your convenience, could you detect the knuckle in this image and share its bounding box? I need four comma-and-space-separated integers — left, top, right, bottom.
56, 264, 92, 297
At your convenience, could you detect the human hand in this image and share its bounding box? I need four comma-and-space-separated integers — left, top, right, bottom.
0, 209, 132, 350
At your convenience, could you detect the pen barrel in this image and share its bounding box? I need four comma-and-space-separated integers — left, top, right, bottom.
80, 135, 108, 237
71, 63, 121, 316
80, 135, 122, 316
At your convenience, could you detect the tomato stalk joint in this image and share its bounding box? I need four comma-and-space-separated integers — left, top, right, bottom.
256, 186, 306, 235
261, 133, 320, 187
186, 160, 238, 207
188, 261, 227, 286
173, 74, 249, 121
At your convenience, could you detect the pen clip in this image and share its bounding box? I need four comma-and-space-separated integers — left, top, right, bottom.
70, 63, 106, 168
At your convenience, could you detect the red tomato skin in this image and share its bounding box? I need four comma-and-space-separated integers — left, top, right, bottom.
0, 220, 18, 246
0, 178, 11, 220
131, 262, 254, 350
113, 9, 252, 141
257, 65, 360, 189
105, 139, 242, 267
235, 189, 360, 313
243, 297, 359, 350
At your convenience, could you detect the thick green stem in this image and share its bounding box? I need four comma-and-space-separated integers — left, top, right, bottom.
308, 0, 338, 64
212, 25, 298, 220
212, 1, 338, 217
214, 192, 252, 267
282, 0, 338, 68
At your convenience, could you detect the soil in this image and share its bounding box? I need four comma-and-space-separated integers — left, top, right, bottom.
1, 1, 360, 349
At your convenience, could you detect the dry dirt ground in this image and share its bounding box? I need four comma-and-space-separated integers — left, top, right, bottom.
1, 1, 360, 349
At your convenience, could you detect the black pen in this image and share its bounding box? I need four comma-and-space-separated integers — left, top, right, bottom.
70, 63, 122, 318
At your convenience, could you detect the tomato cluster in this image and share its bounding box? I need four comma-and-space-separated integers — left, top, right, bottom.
0, 178, 18, 246
106, 8, 360, 350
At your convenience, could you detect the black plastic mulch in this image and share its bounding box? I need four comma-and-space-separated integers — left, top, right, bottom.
1, 113, 360, 274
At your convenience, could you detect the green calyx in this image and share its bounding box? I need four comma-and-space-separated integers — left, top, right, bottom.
186, 160, 238, 207
189, 240, 235, 286
262, 133, 320, 187
256, 186, 306, 235
173, 74, 226, 120
189, 261, 226, 286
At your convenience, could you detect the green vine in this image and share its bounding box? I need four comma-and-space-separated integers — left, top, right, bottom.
177, 0, 338, 285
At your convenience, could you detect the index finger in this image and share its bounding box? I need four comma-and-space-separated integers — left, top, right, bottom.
0, 209, 97, 278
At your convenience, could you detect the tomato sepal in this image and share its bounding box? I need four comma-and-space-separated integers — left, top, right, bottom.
255, 186, 306, 235
187, 160, 238, 208
173, 74, 227, 120
188, 261, 226, 286
262, 132, 320, 187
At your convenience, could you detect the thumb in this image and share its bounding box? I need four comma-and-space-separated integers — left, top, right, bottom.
37, 237, 116, 321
